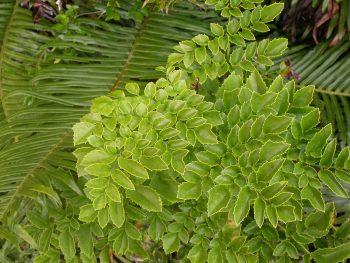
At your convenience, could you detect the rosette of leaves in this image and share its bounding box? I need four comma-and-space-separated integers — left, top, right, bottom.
73, 68, 350, 262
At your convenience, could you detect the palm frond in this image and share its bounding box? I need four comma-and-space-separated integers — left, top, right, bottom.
0, 1, 216, 220
272, 42, 350, 148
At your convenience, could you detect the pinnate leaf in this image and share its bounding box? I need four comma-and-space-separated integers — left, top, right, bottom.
233, 186, 251, 224
118, 157, 149, 179
127, 185, 162, 212
162, 233, 180, 254
59, 229, 76, 260
208, 185, 230, 216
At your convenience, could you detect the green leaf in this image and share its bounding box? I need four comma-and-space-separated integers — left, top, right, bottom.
266, 206, 278, 227
263, 115, 293, 134
177, 182, 202, 200
118, 157, 149, 179
111, 169, 135, 190
77, 224, 92, 257
251, 115, 265, 139
292, 86, 314, 107
79, 204, 97, 222
277, 206, 295, 223
271, 89, 289, 114
188, 244, 207, 263
208, 185, 230, 216
184, 51, 194, 68
109, 201, 125, 228
144, 82, 156, 98
113, 231, 129, 255
260, 3, 284, 23
27, 211, 48, 229
171, 149, 189, 174
254, 197, 265, 228
91, 96, 115, 116
38, 228, 52, 252
262, 225, 278, 241
195, 151, 220, 166
192, 34, 209, 46
98, 208, 109, 228
125, 222, 141, 240
140, 156, 168, 171
240, 60, 256, 72
301, 185, 325, 211
257, 159, 284, 181
85, 163, 111, 178
305, 124, 332, 158
311, 242, 350, 263
105, 184, 121, 203
208, 247, 223, 263
246, 71, 267, 94
259, 140, 290, 162
203, 110, 223, 126
273, 240, 298, 259
195, 47, 207, 65
233, 186, 251, 224
127, 185, 162, 212
82, 150, 115, 166
320, 138, 337, 167
252, 22, 269, 32
73, 122, 95, 145
238, 120, 253, 143
59, 229, 76, 260
208, 38, 220, 55
227, 20, 240, 35
99, 248, 110, 263
231, 34, 245, 47
230, 48, 244, 66
264, 38, 288, 57
261, 181, 287, 199
245, 42, 257, 59
240, 28, 255, 41
0, 226, 18, 246
14, 224, 37, 249
335, 170, 350, 184
305, 203, 334, 238
335, 147, 349, 169
93, 193, 107, 210
125, 82, 140, 95
194, 124, 218, 144
179, 40, 196, 52
162, 233, 180, 254
301, 108, 320, 133
135, 103, 147, 117
251, 92, 276, 113
150, 173, 179, 203
319, 170, 348, 197
227, 105, 240, 127
149, 216, 166, 241
210, 23, 224, 36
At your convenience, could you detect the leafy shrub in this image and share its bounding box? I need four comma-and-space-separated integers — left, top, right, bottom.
70, 0, 350, 262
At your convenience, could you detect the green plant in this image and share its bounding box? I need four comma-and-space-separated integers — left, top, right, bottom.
1, 0, 350, 262
70, 0, 350, 262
